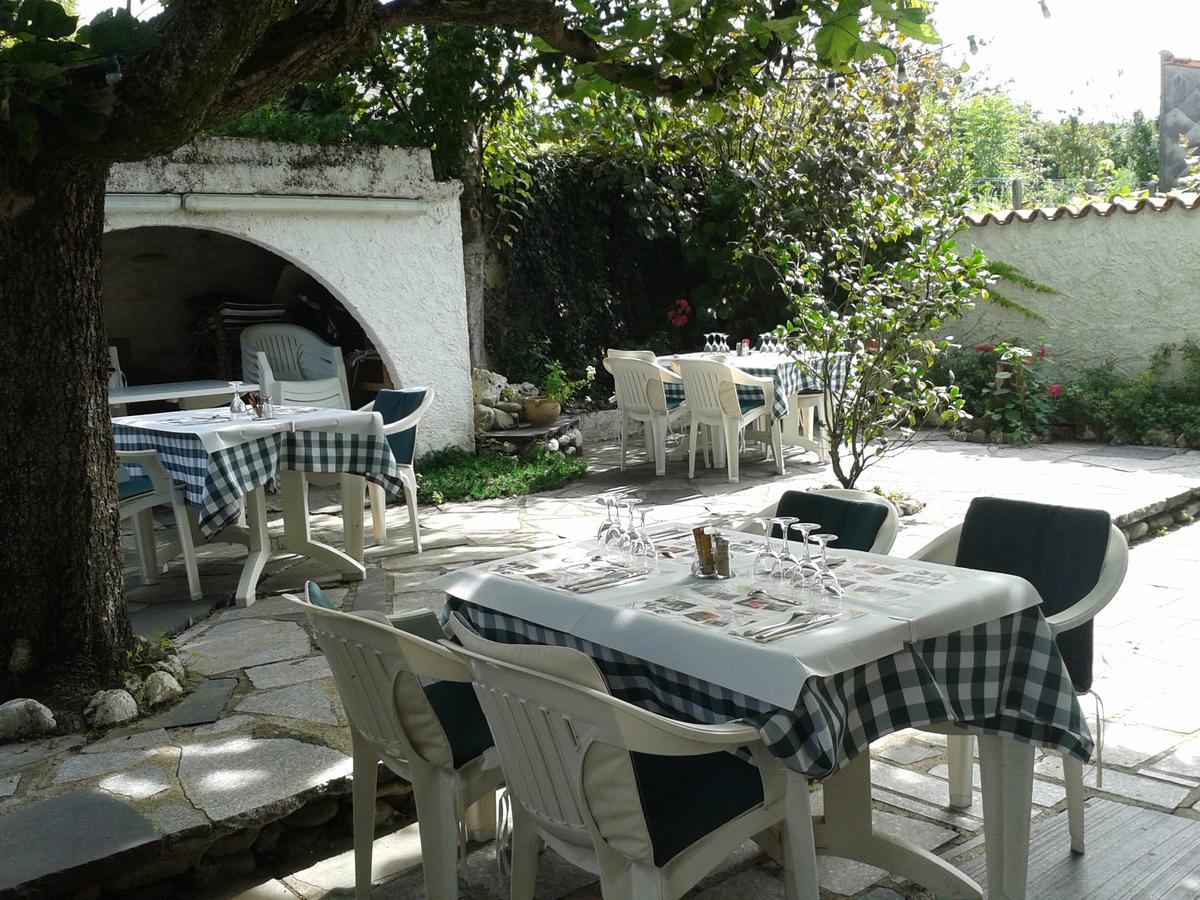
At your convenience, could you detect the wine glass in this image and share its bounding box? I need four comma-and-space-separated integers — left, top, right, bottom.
752, 516, 777, 580
596, 497, 617, 549
788, 521, 822, 588
616, 498, 642, 563
809, 532, 844, 605
229, 381, 247, 416
773, 516, 801, 579
716, 333, 730, 352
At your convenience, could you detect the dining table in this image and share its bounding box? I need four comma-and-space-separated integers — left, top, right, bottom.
113, 405, 404, 605
431, 526, 1090, 899
109, 379, 259, 408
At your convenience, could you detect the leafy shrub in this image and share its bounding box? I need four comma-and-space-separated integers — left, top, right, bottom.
415, 446, 587, 505
929, 340, 1056, 441
1058, 343, 1200, 445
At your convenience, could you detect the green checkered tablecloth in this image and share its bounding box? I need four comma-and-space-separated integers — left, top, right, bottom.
447, 599, 1092, 778
664, 352, 850, 420
114, 414, 403, 539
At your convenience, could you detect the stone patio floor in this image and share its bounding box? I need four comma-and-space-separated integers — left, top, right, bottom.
2, 433, 1199, 898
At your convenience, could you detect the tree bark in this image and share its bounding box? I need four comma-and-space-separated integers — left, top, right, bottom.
0, 153, 131, 702
459, 121, 488, 369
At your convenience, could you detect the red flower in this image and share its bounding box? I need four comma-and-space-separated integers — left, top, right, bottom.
1021, 357, 1033, 365
667, 298, 691, 327
974, 343, 995, 352
866, 340, 880, 350
1048, 383, 1062, 397
1038, 345, 1048, 359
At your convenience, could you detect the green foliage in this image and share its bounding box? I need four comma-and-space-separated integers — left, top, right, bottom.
415, 445, 587, 504
977, 342, 1055, 442
950, 87, 1159, 211
538, 359, 594, 404
0, 1, 159, 159
1057, 343, 1200, 446
118, 634, 175, 683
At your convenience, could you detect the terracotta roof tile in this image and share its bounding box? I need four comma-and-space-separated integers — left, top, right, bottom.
964, 193, 1200, 226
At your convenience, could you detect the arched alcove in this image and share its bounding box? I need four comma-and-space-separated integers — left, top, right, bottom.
102, 225, 388, 399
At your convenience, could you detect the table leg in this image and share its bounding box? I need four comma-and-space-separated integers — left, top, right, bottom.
278, 469, 365, 583
233, 487, 271, 607
978, 733, 1034, 899
340, 474, 365, 562
783, 769, 820, 900
818, 753, 982, 898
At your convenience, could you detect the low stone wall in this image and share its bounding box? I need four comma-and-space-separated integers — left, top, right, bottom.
80, 772, 414, 899
1115, 488, 1200, 544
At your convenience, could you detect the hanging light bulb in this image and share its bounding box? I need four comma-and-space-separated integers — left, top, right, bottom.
825, 72, 837, 96
1040, 0, 1051, 18
896, 55, 907, 79
968, 34, 979, 55
105, 56, 123, 85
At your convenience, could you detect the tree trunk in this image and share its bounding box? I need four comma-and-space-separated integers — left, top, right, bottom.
459, 122, 489, 370
0, 153, 132, 703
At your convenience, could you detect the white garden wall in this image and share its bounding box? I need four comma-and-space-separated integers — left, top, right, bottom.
954, 196, 1200, 373
103, 138, 473, 453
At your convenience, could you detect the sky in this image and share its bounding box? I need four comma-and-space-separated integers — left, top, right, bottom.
73, 0, 1200, 122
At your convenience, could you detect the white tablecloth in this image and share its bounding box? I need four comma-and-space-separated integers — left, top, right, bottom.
432, 537, 1041, 710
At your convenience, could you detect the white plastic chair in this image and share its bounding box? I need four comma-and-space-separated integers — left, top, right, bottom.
240, 323, 350, 408
675, 357, 783, 483
107, 345, 128, 391
287, 587, 504, 900
911, 501, 1128, 855
608, 354, 682, 477
445, 614, 818, 900
738, 488, 899, 554
117, 450, 201, 601
359, 387, 435, 553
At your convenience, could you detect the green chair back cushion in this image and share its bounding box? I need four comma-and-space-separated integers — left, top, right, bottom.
955, 497, 1110, 693
373, 388, 428, 466
772, 491, 889, 551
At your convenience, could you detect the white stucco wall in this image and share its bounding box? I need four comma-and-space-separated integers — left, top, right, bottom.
104, 138, 473, 453
953, 202, 1200, 374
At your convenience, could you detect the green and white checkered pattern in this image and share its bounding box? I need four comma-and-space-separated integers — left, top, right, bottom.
664, 352, 850, 420
114, 424, 403, 538
449, 600, 1092, 778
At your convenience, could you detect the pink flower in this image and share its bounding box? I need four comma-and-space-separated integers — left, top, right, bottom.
667, 299, 691, 327
1048, 383, 1062, 397
1037, 345, 1048, 359
974, 343, 995, 352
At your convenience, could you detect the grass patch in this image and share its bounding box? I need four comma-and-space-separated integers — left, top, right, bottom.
416, 445, 587, 504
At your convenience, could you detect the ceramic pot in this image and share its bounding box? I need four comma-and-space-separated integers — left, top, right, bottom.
523, 397, 561, 427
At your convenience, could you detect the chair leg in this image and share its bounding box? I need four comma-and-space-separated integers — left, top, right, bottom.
509, 801, 541, 900
133, 510, 159, 585
1063, 753, 1086, 853
169, 493, 202, 601
947, 733, 975, 809
400, 468, 421, 553
772, 420, 785, 475
648, 416, 667, 476
724, 420, 740, 483
369, 481, 387, 543
350, 730, 379, 900
410, 768, 461, 900
619, 411, 629, 471
688, 418, 699, 479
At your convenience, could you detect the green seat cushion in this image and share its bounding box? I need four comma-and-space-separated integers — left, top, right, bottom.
956, 497, 1110, 694
117, 476, 155, 500
306, 581, 339, 610
665, 396, 684, 411
772, 491, 889, 552
630, 749, 764, 867
423, 680, 495, 768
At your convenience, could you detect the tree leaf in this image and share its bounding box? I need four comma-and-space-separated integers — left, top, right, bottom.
13, 108, 41, 160
76, 8, 161, 58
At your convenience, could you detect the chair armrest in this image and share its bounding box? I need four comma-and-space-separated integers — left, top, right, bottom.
910, 525, 961, 566
729, 369, 773, 389
116, 449, 175, 494
1045, 525, 1129, 635
656, 365, 682, 384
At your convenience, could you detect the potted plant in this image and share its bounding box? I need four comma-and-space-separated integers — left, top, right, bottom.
524, 361, 587, 427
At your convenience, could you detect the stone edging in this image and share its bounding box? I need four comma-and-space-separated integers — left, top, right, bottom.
1114, 488, 1200, 544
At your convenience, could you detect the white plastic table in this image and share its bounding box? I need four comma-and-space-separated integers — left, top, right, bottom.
436, 537, 1088, 899
109, 380, 259, 407
113, 406, 402, 605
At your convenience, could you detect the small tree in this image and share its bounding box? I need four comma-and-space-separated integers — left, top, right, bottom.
784, 207, 988, 487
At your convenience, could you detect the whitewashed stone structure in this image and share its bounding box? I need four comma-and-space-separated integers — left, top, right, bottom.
954, 195, 1200, 373
104, 138, 473, 451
